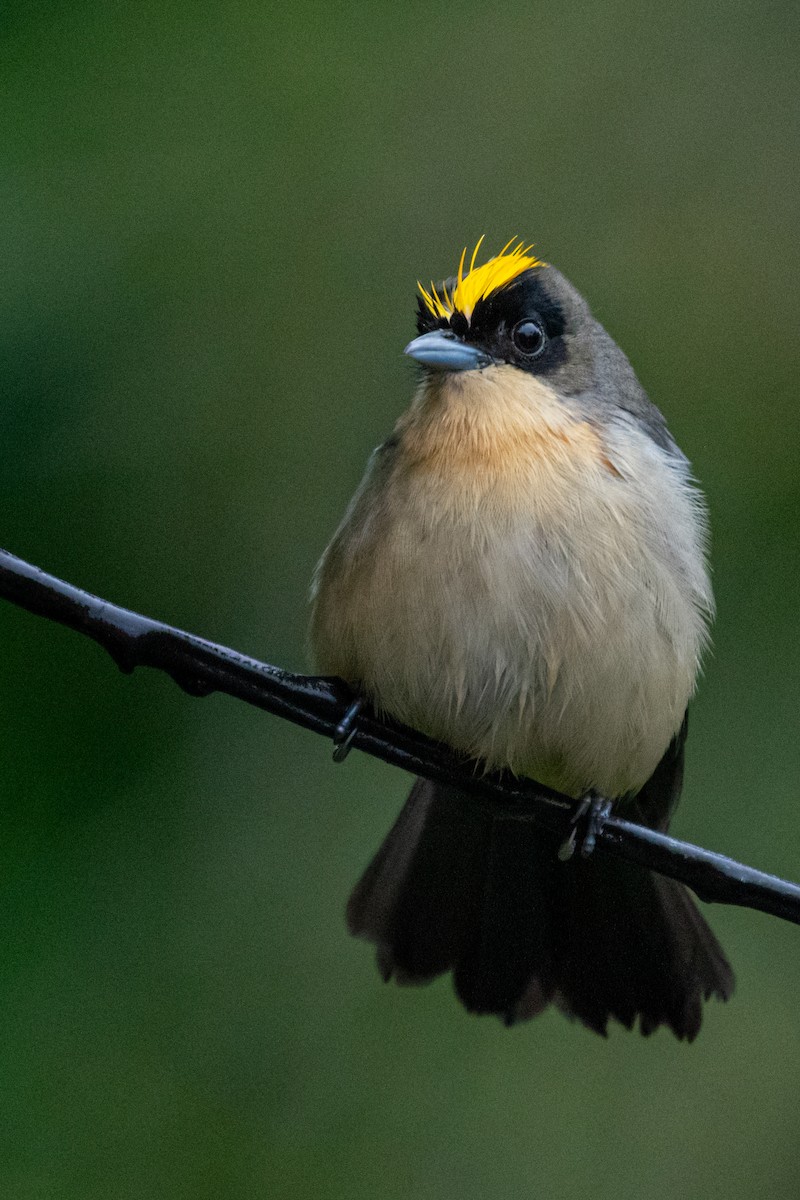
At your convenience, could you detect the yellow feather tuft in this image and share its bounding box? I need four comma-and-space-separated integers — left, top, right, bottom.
418, 237, 545, 322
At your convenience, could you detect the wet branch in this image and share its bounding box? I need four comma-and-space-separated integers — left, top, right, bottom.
0, 547, 798, 926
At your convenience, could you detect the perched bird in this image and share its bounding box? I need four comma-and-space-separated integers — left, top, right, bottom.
310, 238, 734, 1039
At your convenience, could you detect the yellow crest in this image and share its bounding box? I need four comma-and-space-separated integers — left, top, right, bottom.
418, 237, 545, 323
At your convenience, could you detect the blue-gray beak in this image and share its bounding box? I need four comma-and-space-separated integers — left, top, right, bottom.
404, 330, 493, 372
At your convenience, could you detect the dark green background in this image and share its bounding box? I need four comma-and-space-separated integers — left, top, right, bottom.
2, 2, 799, 1197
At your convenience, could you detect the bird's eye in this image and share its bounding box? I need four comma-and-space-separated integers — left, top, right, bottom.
511, 319, 546, 357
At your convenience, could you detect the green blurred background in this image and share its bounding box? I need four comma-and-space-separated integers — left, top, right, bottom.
2, 2, 799, 1196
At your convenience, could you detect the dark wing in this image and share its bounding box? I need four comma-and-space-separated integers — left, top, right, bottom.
629, 709, 689, 833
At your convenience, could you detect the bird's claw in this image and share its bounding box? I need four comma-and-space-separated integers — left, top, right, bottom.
332, 698, 365, 762
558, 794, 613, 861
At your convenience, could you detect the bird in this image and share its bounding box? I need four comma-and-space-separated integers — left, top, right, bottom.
309, 237, 734, 1039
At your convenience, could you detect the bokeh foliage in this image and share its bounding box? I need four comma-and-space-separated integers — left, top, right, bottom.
2, 2, 800, 1197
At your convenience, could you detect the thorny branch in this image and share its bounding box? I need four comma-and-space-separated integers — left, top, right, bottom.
0, 547, 798, 926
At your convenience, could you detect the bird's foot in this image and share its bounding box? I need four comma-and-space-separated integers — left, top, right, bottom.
332, 697, 365, 763
558, 794, 613, 861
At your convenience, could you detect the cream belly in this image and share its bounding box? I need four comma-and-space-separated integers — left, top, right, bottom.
311, 367, 712, 799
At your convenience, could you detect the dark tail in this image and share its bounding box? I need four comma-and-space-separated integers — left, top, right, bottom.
347, 779, 734, 1040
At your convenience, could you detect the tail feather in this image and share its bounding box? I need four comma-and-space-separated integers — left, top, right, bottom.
453, 816, 559, 1022
551, 855, 733, 1039
348, 778, 734, 1040
347, 780, 489, 984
